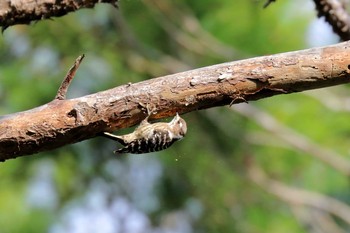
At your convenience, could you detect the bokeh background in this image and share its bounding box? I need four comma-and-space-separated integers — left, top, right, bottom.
1, 0, 349, 232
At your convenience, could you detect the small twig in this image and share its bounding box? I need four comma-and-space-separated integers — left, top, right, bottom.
55, 54, 85, 100
263, 0, 276, 8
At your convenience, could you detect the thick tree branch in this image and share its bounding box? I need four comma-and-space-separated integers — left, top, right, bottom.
0, 0, 118, 31
1, 41, 350, 161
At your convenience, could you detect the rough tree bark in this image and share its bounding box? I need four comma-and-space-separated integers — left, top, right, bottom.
1, 41, 350, 161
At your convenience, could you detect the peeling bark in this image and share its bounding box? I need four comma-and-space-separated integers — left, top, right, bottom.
1, 41, 350, 161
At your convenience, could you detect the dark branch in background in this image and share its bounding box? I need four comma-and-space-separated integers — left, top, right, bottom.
313, 0, 350, 41
0, 0, 118, 31
263, 0, 277, 8
55, 54, 85, 100
1, 41, 350, 162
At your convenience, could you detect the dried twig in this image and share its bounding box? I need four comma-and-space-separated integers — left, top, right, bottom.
55, 55, 85, 100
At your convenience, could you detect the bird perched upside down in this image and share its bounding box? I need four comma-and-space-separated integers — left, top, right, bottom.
102, 113, 187, 154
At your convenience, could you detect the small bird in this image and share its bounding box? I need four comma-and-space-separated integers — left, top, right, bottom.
102, 113, 187, 154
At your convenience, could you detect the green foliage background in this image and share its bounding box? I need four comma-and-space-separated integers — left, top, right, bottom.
1, 0, 349, 232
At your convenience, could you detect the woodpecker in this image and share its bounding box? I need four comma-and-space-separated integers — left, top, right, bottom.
102, 113, 187, 154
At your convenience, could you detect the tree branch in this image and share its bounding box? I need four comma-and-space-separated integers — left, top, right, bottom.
313, 0, 350, 41
1, 41, 350, 161
0, 0, 118, 31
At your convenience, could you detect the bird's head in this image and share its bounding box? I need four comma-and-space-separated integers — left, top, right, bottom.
170, 113, 187, 138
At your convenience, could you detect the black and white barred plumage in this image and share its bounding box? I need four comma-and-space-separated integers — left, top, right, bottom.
102, 113, 187, 154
